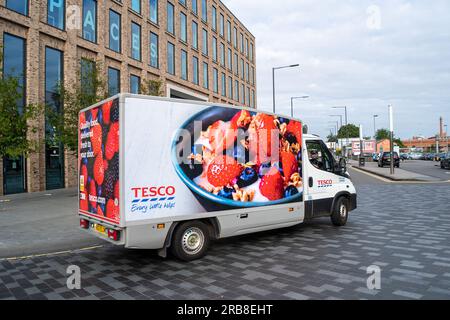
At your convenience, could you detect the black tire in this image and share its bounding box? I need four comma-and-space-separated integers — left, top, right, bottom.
170, 221, 210, 261
331, 197, 349, 227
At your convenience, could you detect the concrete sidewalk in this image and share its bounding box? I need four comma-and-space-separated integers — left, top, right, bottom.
349, 160, 444, 182
0, 188, 101, 259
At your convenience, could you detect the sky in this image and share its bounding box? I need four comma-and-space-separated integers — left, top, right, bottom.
222, 0, 450, 139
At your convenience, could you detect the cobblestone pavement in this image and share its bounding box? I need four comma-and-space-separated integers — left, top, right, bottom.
1, 180, 450, 300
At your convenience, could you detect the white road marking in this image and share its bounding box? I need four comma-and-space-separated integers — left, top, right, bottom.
0, 245, 104, 262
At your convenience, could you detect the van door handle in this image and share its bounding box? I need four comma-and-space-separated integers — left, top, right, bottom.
240, 213, 248, 219
309, 177, 314, 188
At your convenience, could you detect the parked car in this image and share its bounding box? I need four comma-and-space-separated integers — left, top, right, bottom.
435, 153, 446, 161
410, 153, 422, 160
378, 152, 400, 168
441, 153, 450, 169
400, 153, 409, 161
372, 153, 381, 162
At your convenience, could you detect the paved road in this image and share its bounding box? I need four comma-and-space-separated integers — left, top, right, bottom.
1, 169, 450, 300
0, 189, 101, 259
400, 160, 450, 181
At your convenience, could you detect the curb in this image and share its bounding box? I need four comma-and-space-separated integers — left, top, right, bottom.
349, 165, 446, 183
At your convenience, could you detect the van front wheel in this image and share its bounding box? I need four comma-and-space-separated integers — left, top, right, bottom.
170, 221, 210, 261
331, 197, 349, 226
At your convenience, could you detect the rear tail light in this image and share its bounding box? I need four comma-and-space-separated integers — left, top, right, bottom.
108, 229, 120, 241
80, 218, 89, 229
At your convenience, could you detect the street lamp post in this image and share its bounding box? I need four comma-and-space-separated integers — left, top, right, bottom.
290, 96, 309, 118
388, 105, 395, 175
445, 125, 449, 152
332, 106, 348, 157
272, 64, 300, 114
373, 114, 379, 139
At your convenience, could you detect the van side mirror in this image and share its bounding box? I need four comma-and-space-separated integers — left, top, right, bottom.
339, 158, 347, 172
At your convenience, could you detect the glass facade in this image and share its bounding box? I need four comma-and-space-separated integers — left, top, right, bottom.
5, 0, 28, 16
82, 0, 97, 43
220, 43, 225, 66
212, 37, 217, 62
202, 29, 208, 56
201, 0, 207, 22
167, 2, 175, 35
47, 0, 65, 30
131, 22, 141, 61
212, 6, 217, 31
192, 56, 199, 85
167, 42, 175, 75
108, 67, 120, 96
130, 75, 141, 94
150, 32, 159, 68
219, 14, 224, 37
109, 10, 121, 53
149, 0, 158, 24
180, 12, 187, 42
181, 50, 188, 80
2, 34, 26, 195
45, 47, 65, 190
202, 62, 208, 89
131, 0, 141, 13
213, 68, 218, 93
192, 21, 198, 50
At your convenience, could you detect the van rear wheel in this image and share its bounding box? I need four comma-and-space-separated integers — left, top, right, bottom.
170, 221, 210, 261
331, 197, 349, 226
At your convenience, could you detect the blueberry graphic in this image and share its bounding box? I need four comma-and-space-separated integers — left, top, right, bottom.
218, 187, 235, 200
258, 163, 272, 178
284, 186, 299, 198
278, 117, 290, 125
286, 132, 297, 144
237, 167, 258, 188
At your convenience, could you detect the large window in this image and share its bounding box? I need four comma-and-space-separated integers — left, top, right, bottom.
219, 14, 224, 37
228, 76, 233, 99
131, 22, 141, 61
2, 34, 26, 109
181, 50, 188, 80
130, 75, 141, 94
47, 0, 65, 30
167, 42, 175, 75
245, 62, 249, 82
82, 0, 97, 43
240, 58, 244, 80
150, 32, 159, 68
251, 90, 255, 108
202, 62, 208, 89
80, 59, 95, 96
233, 27, 237, 48
306, 140, 335, 172
201, 0, 207, 22
2, 34, 27, 195
131, 0, 141, 14
212, 6, 217, 31
109, 10, 121, 53
108, 67, 120, 96
167, 2, 175, 35
240, 83, 245, 104
227, 48, 232, 70
250, 43, 254, 62
234, 80, 239, 101
179, 0, 186, 6
5, 0, 28, 16
245, 38, 249, 56
192, 56, 199, 85
192, 21, 198, 50
192, 0, 197, 15
149, 0, 158, 24
246, 87, 250, 106
45, 47, 65, 190
219, 43, 225, 66
240, 33, 244, 52
202, 29, 208, 56
180, 12, 187, 42
233, 53, 238, 75
221, 72, 226, 97
226, 20, 231, 42
213, 68, 218, 93
212, 37, 217, 62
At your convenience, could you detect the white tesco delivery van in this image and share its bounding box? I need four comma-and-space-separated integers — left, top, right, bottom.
78, 94, 357, 261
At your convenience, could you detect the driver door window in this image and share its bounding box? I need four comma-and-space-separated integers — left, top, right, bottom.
306, 140, 334, 172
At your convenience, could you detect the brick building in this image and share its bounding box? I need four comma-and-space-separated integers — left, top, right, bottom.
0, 0, 257, 195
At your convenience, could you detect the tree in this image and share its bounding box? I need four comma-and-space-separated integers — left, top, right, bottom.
327, 132, 338, 143
394, 138, 405, 148
375, 128, 390, 141
0, 50, 42, 158
337, 124, 360, 139
46, 60, 107, 153
141, 79, 163, 96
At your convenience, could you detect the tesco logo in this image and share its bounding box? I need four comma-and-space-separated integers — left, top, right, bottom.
131, 186, 176, 198
317, 179, 333, 186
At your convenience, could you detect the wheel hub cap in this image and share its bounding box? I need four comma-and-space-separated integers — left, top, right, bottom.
182, 227, 204, 255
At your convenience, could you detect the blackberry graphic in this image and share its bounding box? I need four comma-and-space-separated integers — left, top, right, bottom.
103, 153, 119, 200
111, 99, 119, 123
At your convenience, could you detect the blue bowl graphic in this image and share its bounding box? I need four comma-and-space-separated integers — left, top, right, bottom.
171, 106, 303, 210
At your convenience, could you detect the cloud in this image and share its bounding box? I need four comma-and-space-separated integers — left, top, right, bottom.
222, 0, 450, 138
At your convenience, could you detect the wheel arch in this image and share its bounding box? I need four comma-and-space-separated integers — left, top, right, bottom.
163, 217, 220, 249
